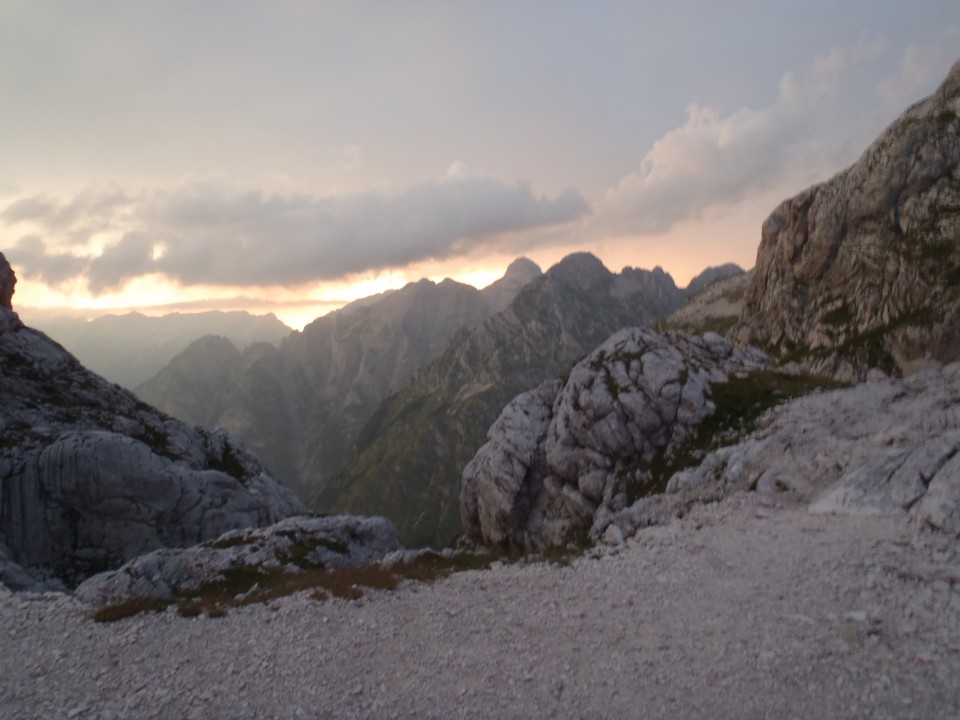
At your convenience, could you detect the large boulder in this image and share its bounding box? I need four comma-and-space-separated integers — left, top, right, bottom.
460, 328, 767, 551
735, 59, 960, 378
76, 515, 401, 606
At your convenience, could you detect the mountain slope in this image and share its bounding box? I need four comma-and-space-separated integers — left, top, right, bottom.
321, 253, 687, 547
734, 59, 960, 378
137, 275, 518, 498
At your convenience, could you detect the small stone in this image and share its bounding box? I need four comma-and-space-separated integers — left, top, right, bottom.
602, 524, 624, 546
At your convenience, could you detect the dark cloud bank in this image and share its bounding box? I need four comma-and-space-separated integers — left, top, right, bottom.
3, 178, 588, 292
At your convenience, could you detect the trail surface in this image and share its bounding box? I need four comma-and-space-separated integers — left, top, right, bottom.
2, 493, 958, 720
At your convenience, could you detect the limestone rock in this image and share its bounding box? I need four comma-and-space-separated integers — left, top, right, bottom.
735, 59, 960, 378
657, 362, 960, 535
460, 327, 768, 551
75, 515, 400, 606
0, 286, 305, 587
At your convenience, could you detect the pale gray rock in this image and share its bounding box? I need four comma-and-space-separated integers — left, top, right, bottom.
735, 60, 960, 378
461, 327, 768, 551
460, 380, 560, 550
0, 267, 305, 587
75, 515, 401, 606
653, 361, 960, 536
913, 452, 960, 533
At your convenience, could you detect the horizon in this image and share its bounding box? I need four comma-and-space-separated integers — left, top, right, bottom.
2, 2, 958, 331
14, 251, 738, 332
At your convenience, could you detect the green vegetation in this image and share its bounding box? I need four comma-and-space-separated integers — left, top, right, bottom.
623, 370, 844, 504
91, 543, 597, 623
93, 596, 170, 622
206, 534, 257, 550
820, 304, 854, 326
722, 286, 746, 303
936, 109, 958, 127
207, 443, 247, 481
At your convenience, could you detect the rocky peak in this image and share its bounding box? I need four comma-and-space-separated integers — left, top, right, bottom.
503, 257, 542, 282
685, 263, 744, 297
0, 252, 15, 311
544, 252, 611, 291
734, 59, 960, 378
480, 257, 543, 313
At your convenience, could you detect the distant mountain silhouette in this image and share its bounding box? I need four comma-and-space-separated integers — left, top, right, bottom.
23, 310, 291, 389
136, 262, 541, 499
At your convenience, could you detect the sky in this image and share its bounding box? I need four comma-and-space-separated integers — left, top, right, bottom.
1, 1, 958, 330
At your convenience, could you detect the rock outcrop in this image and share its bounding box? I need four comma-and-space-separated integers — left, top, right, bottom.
665, 268, 749, 337
0, 252, 14, 310
0, 258, 305, 586
75, 515, 401, 606
460, 328, 768, 551
658, 363, 960, 536
323, 254, 690, 547
735, 59, 960, 378
480, 257, 543, 313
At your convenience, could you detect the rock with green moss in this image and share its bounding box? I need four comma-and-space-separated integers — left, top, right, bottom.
735, 59, 960, 378
75, 515, 400, 607
657, 362, 960, 535
460, 327, 768, 552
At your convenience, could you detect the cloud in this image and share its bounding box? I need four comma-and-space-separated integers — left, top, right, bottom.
1, 188, 131, 232
9, 235, 88, 285
594, 39, 890, 236
2, 177, 587, 292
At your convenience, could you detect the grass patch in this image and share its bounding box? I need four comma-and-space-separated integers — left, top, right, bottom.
93, 596, 170, 623
624, 370, 844, 504
820, 304, 854, 326
92, 550, 510, 622
205, 534, 256, 550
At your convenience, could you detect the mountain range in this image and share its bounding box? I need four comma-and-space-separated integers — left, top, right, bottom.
136, 254, 729, 544
20, 310, 292, 389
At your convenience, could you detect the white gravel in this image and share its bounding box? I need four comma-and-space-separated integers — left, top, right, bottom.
2, 492, 959, 720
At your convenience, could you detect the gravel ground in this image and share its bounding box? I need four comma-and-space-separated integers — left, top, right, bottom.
2, 492, 959, 720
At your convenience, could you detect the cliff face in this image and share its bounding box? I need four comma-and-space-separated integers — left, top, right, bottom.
736, 60, 960, 378
136, 277, 500, 499
322, 254, 688, 547
0, 253, 304, 586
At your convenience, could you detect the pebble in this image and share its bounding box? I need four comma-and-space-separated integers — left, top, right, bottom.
1, 498, 958, 719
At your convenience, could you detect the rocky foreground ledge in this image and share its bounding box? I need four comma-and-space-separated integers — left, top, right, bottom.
1, 493, 958, 720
